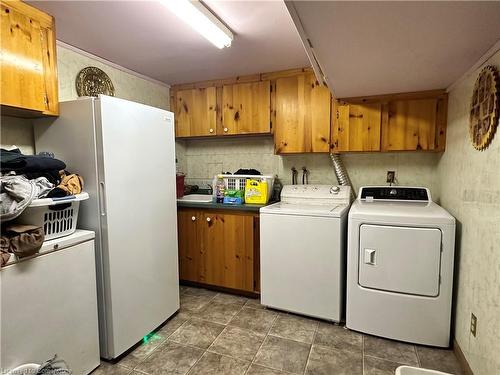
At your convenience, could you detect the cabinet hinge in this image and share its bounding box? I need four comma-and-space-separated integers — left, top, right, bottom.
43, 95, 49, 106
336, 110, 339, 119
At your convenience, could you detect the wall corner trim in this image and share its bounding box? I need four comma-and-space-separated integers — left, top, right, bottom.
447, 39, 500, 93
56, 40, 171, 89
453, 338, 474, 375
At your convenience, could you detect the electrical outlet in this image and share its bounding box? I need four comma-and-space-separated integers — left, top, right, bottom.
470, 313, 477, 337
386, 171, 396, 184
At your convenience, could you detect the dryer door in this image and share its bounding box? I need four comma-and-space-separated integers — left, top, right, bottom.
358, 224, 441, 297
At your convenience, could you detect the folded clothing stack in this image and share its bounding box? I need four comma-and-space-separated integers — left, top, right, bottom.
1, 148, 85, 266
1, 148, 84, 223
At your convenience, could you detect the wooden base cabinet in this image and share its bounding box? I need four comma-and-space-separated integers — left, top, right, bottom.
177, 208, 259, 293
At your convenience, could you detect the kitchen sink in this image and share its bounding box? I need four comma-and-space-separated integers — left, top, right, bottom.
177, 194, 213, 203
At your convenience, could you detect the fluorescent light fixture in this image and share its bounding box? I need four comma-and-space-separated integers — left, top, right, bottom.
161, 0, 233, 49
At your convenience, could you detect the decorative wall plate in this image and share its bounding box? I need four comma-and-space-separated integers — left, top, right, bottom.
75, 67, 115, 97
469, 65, 499, 150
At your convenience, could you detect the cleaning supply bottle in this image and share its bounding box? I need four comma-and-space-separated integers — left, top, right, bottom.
215, 176, 225, 203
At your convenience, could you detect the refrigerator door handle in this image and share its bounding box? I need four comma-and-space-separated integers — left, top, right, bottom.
99, 181, 107, 216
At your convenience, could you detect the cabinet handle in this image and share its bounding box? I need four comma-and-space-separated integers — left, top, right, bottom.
99, 181, 107, 216
206, 217, 211, 222
223, 127, 228, 132
191, 216, 196, 221
209, 128, 214, 133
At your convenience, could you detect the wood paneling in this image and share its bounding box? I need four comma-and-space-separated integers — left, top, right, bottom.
40, 24, 58, 115
338, 89, 447, 104
435, 95, 448, 151
332, 101, 382, 152
175, 87, 217, 137
275, 73, 331, 153
0, 0, 58, 116
177, 208, 257, 293
222, 81, 271, 135
381, 98, 438, 151
171, 67, 313, 91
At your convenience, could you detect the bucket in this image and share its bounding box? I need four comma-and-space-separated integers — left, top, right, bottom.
176, 174, 185, 198
395, 366, 452, 375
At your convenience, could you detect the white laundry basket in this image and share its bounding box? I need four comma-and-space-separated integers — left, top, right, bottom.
395, 366, 453, 375
15, 192, 89, 240
213, 174, 275, 203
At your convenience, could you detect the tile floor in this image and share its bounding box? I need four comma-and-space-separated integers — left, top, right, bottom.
93, 286, 463, 375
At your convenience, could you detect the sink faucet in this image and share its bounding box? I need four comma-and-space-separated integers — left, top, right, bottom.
206, 183, 213, 195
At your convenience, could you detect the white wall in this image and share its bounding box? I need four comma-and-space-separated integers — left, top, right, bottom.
179, 137, 442, 199
437, 49, 500, 375
1, 116, 35, 154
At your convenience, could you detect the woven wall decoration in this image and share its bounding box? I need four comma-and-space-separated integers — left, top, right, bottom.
75, 67, 115, 97
469, 65, 499, 150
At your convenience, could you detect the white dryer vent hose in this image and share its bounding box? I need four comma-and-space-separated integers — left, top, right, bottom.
329, 153, 356, 200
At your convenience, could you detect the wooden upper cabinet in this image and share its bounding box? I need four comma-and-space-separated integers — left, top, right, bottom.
222, 81, 271, 135
332, 91, 448, 153
382, 97, 447, 151
0, 0, 58, 116
332, 102, 382, 152
275, 73, 331, 153
175, 87, 217, 137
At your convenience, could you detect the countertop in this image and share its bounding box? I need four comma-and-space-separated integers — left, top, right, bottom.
177, 200, 271, 213
177, 190, 274, 212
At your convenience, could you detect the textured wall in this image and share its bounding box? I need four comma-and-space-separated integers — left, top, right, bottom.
437, 50, 500, 375
179, 137, 442, 199
1, 116, 35, 154
56, 44, 169, 110
1, 44, 171, 155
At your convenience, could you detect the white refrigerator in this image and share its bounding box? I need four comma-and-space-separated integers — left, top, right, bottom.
35, 95, 180, 359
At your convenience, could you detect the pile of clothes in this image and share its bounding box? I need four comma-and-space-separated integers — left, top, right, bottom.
1, 147, 84, 266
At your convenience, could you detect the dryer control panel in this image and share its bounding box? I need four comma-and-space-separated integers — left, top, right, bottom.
359, 186, 430, 202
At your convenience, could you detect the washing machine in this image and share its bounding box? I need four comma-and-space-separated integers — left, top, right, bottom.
346, 186, 455, 347
260, 185, 351, 321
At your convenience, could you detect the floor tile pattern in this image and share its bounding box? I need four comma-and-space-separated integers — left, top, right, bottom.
93, 286, 464, 375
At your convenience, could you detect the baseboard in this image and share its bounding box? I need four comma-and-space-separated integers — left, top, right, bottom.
453, 338, 474, 375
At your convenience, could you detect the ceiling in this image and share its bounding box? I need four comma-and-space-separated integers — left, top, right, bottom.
290, 1, 500, 98
29, 0, 309, 85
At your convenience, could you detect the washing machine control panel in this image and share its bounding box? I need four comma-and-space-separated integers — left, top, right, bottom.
360, 187, 430, 201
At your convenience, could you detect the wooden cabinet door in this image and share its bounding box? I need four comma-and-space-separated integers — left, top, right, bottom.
381, 98, 439, 151
177, 209, 203, 282
275, 73, 331, 153
332, 102, 382, 152
175, 87, 217, 137
222, 81, 271, 135
202, 212, 255, 292
1, 1, 49, 113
